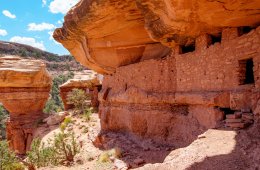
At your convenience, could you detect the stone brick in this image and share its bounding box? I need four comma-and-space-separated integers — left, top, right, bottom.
222, 27, 239, 43
225, 118, 242, 123
226, 122, 245, 128
196, 34, 212, 51
99, 27, 260, 145
242, 113, 254, 120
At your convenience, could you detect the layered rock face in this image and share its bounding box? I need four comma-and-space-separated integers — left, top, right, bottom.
60, 70, 101, 110
0, 56, 51, 154
99, 27, 260, 146
55, 0, 260, 146
54, 0, 260, 74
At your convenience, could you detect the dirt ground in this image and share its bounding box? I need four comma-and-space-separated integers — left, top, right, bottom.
37, 113, 260, 170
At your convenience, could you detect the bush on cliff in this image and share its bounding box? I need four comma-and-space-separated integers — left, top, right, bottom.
0, 140, 25, 170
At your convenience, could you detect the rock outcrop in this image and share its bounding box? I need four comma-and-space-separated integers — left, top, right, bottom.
54, 0, 260, 74
0, 56, 51, 154
98, 27, 260, 146
60, 70, 102, 110
54, 0, 260, 147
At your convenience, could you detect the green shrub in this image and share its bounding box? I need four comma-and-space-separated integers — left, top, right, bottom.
67, 89, 91, 114
53, 132, 80, 162
59, 117, 72, 132
27, 132, 80, 168
63, 117, 72, 125
27, 138, 58, 168
59, 123, 66, 132
98, 148, 122, 163
43, 72, 74, 114
82, 107, 93, 121
0, 105, 8, 139
0, 140, 25, 170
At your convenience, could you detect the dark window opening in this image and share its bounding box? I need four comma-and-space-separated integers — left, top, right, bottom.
97, 85, 102, 92
239, 26, 253, 36
216, 107, 236, 119
238, 58, 255, 85
210, 34, 222, 45
180, 44, 195, 54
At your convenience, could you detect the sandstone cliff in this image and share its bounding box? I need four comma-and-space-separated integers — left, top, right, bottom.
54, 0, 260, 74
0, 56, 52, 154
54, 0, 260, 152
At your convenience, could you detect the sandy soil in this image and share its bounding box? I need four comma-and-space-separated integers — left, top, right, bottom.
37, 114, 260, 170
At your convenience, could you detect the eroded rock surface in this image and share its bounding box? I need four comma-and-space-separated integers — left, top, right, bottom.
99, 27, 260, 146
54, 0, 260, 160
54, 0, 260, 74
0, 56, 51, 154
60, 70, 102, 110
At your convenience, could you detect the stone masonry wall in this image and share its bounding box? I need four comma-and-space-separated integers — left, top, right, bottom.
99, 27, 260, 147
176, 27, 260, 92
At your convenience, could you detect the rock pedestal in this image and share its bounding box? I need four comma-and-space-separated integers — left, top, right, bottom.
59, 70, 101, 110
0, 56, 51, 154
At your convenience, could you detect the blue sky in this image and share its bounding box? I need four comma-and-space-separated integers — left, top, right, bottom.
0, 0, 79, 55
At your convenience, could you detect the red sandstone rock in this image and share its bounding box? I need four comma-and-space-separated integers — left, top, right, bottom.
59, 70, 101, 110
226, 122, 245, 128
53, 0, 260, 150
54, 0, 260, 74
225, 119, 243, 123
0, 56, 51, 154
98, 27, 260, 145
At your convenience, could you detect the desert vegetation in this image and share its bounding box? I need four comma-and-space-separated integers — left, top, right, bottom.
0, 140, 25, 170
0, 105, 8, 140
26, 131, 80, 169
44, 72, 74, 114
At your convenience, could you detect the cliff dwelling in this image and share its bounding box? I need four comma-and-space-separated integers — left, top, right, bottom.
53, 0, 260, 146
52, 0, 260, 168
0, 0, 259, 169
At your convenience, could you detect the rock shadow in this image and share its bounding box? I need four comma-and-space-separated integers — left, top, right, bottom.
187, 121, 260, 170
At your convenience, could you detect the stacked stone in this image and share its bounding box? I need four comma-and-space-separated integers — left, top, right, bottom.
225, 110, 254, 129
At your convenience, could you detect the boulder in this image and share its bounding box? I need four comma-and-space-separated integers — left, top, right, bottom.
0, 56, 51, 154
43, 111, 68, 126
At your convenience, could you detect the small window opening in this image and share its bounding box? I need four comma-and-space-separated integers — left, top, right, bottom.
180, 44, 195, 54
238, 58, 255, 85
210, 34, 222, 45
97, 85, 102, 92
239, 26, 253, 36
217, 107, 236, 119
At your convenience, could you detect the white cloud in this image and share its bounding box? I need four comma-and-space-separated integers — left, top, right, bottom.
10, 36, 46, 50
48, 31, 60, 45
28, 22, 56, 31
42, 0, 47, 6
2, 10, 16, 19
49, 0, 79, 14
0, 29, 7, 36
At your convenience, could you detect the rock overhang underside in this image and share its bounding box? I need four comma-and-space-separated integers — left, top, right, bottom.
53, 0, 260, 74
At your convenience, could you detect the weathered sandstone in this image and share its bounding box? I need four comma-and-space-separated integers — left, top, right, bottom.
0, 56, 51, 154
98, 27, 260, 145
60, 70, 102, 110
54, 0, 260, 74
55, 0, 260, 147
